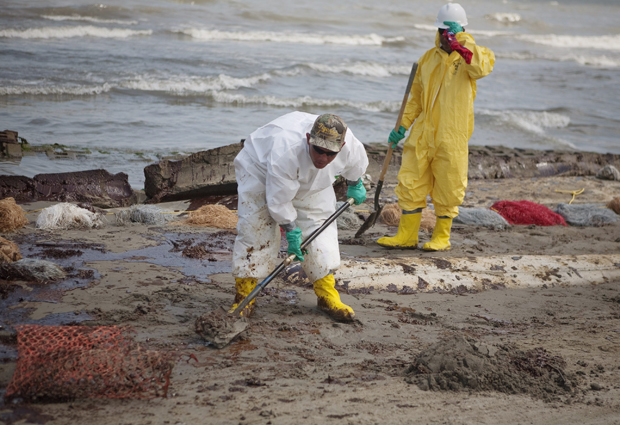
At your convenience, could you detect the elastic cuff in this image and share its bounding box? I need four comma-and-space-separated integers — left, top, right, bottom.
403, 208, 423, 215
346, 178, 362, 187
280, 222, 297, 232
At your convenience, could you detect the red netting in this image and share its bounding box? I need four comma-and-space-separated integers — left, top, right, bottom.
491, 200, 567, 226
5, 325, 173, 402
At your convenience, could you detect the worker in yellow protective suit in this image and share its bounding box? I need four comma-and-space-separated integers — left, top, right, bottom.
377, 3, 495, 251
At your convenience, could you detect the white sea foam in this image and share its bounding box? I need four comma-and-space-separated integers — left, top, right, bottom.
42, 15, 138, 25
0, 26, 152, 39
412, 24, 510, 37
485, 13, 521, 23
0, 83, 112, 96
479, 109, 570, 135
120, 73, 272, 93
209, 91, 399, 112
176, 28, 403, 46
519, 34, 620, 51
303, 62, 411, 77
496, 51, 620, 68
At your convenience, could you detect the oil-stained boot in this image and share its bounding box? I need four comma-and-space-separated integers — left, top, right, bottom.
376, 211, 422, 248
422, 217, 453, 251
313, 274, 355, 322
228, 277, 258, 317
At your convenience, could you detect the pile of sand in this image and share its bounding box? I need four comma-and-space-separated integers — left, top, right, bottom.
407, 335, 576, 403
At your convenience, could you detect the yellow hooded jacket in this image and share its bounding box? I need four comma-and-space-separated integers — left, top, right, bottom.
395, 31, 495, 217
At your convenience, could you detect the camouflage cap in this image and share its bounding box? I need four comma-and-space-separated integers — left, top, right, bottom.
309, 114, 347, 153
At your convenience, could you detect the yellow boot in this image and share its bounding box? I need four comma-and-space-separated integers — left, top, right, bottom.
422, 217, 453, 251
228, 277, 257, 317
376, 211, 422, 249
313, 274, 355, 322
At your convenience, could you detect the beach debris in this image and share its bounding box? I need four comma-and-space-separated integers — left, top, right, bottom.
0, 197, 29, 233
36, 203, 104, 230
555, 203, 618, 227
0, 130, 24, 158
5, 325, 174, 402
183, 204, 238, 229
454, 208, 510, 229
420, 208, 437, 233
115, 204, 173, 226
0, 236, 22, 263
0, 258, 66, 282
144, 142, 242, 203
491, 200, 567, 226
336, 201, 362, 230
0, 170, 136, 208
380, 203, 400, 226
406, 335, 575, 402
596, 165, 620, 181
607, 197, 620, 215
194, 308, 249, 348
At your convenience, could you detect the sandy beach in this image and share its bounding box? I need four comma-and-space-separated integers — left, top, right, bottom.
1, 174, 620, 424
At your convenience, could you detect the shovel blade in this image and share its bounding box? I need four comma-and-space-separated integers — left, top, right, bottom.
354, 205, 383, 238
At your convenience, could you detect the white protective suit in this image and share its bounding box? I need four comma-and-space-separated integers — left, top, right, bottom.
232, 111, 369, 282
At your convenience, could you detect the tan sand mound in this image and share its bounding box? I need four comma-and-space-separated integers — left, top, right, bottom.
406, 335, 577, 403
184, 204, 238, 229
0, 197, 29, 233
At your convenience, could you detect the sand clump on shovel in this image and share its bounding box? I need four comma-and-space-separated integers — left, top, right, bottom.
194, 308, 249, 348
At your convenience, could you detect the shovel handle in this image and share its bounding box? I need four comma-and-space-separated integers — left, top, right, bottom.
232, 198, 356, 315
378, 61, 418, 183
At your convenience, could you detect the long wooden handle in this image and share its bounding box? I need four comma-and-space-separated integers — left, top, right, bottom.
378, 61, 418, 182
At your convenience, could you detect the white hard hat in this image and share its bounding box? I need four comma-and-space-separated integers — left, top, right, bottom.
434, 3, 468, 28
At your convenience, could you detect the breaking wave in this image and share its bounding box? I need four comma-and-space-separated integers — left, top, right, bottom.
41, 15, 138, 25
120, 73, 272, 93
0, 26, 152, 39
496, 51, 620, 68
478, 109, 570, 135
0, 83, 112, 96
175, 28, 404, 45
518, 34, 620, 51
209, 91, 399, 112
412, 24, 511, 37
485, 13, 521, 23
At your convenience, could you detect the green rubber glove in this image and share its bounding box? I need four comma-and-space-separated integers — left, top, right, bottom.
346, 179, 367, 205
443, 21, 463, 34
388, 125, 407, 149
286, 227, 304, 261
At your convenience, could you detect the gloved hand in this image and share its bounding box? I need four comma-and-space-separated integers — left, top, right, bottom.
347, 179, 367, 205
443, 21, 463, 35
285, 227, 304, 262
444, 30, 472, 64
388, 125, 407, 149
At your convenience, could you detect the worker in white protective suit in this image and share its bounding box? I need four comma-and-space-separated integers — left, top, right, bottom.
378, 3, 495, 251
231, 111, 369, 322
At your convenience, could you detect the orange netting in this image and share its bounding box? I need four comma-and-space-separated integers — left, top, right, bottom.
491, 200, 567, 226
5, 325, 173, 402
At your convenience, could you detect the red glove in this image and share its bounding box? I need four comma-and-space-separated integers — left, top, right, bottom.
444, 30, 472, 64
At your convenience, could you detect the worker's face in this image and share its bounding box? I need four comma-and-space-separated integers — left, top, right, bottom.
306, 133, 338, 169
438, 28, 452, 54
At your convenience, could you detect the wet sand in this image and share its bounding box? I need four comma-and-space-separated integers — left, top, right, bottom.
1, 174, 620, 424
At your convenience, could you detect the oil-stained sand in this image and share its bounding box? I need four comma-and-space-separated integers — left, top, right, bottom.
1, 174, 620, 424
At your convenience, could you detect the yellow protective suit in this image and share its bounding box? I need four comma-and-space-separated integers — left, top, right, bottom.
395, 31, 495, 218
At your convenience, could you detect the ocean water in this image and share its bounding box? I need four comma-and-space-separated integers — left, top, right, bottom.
1, 0, 619, 189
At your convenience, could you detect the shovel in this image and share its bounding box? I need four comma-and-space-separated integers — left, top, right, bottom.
355, 62, 418, 239
195, 198, 356, 348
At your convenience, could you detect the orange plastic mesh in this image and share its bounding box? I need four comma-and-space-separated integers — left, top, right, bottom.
5, 325, 173, 402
